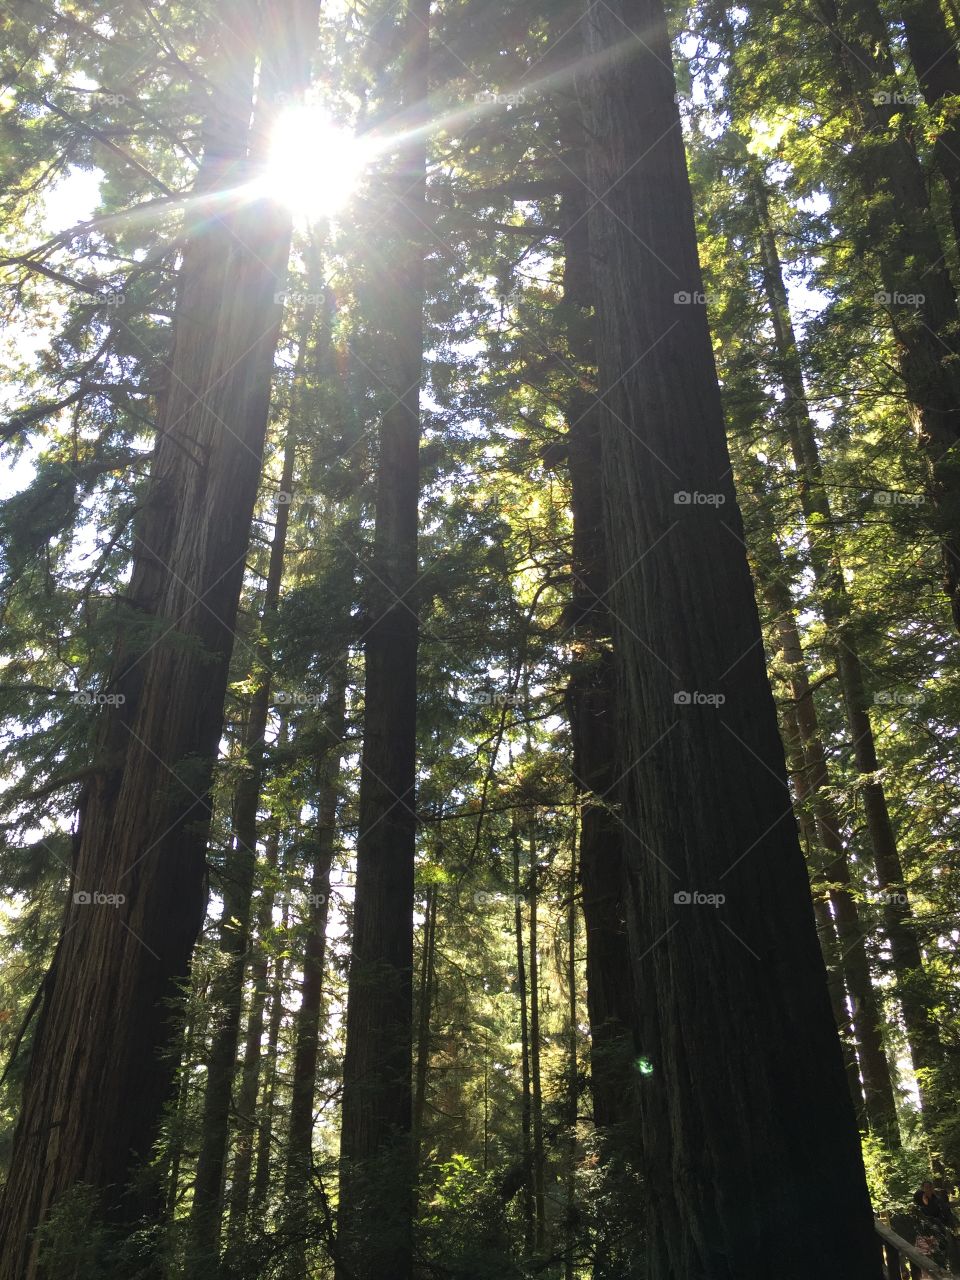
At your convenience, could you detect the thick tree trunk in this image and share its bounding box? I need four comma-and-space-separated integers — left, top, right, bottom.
578, 1, 881, 1274
189, 264, 319, 1277
335, 4, 428, 1277
560, 182, 638, 1132
0, 5, 316, 1272
282, 677, 347, 1276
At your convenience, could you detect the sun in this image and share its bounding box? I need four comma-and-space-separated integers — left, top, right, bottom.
263, 105, 366, 221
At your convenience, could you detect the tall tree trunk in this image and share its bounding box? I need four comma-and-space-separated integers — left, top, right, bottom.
757, 544, 900, 1144
0, 5, 316, 1272
282, 676, 347, 1276
528, 843, 546, 1255
560, 179, 638, 1134
335, 4, 428, 1276
752, 176, 946, 1099
578, 1, 880, 1274
512, 826, 534, 1257
815, 0, 960, 630
189, 302, 313, 1274
563, 838, 578, 1280
226, 827, 281, 1244
164, 1002, 201, 1221
412, 883, 438, 1174
252, 904, 290, 1214
896, 0, 960, 255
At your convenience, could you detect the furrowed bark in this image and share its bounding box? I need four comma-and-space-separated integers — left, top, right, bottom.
0, 3, 315, 1271
560, 178, 638, 1133
578, 1, 881, 1273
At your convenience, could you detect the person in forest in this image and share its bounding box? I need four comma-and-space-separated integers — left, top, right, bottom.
914, 1181, 955, 1228
909, 1181, 957, 1277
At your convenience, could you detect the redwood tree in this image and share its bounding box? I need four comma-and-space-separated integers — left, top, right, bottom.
335, 2, 429, 1276
578, 0, 881, 1273
0, 3, 316, 1273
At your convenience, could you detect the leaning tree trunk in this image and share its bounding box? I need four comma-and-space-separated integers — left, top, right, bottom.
335, 3, 429, 1277
751, 516, 899, 1143
577, 1, 881, 1275
0, 4, 316, 1273
752, 175, 946, 1102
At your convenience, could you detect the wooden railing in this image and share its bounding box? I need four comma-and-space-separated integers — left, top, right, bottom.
876, 1218, 953, 1279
